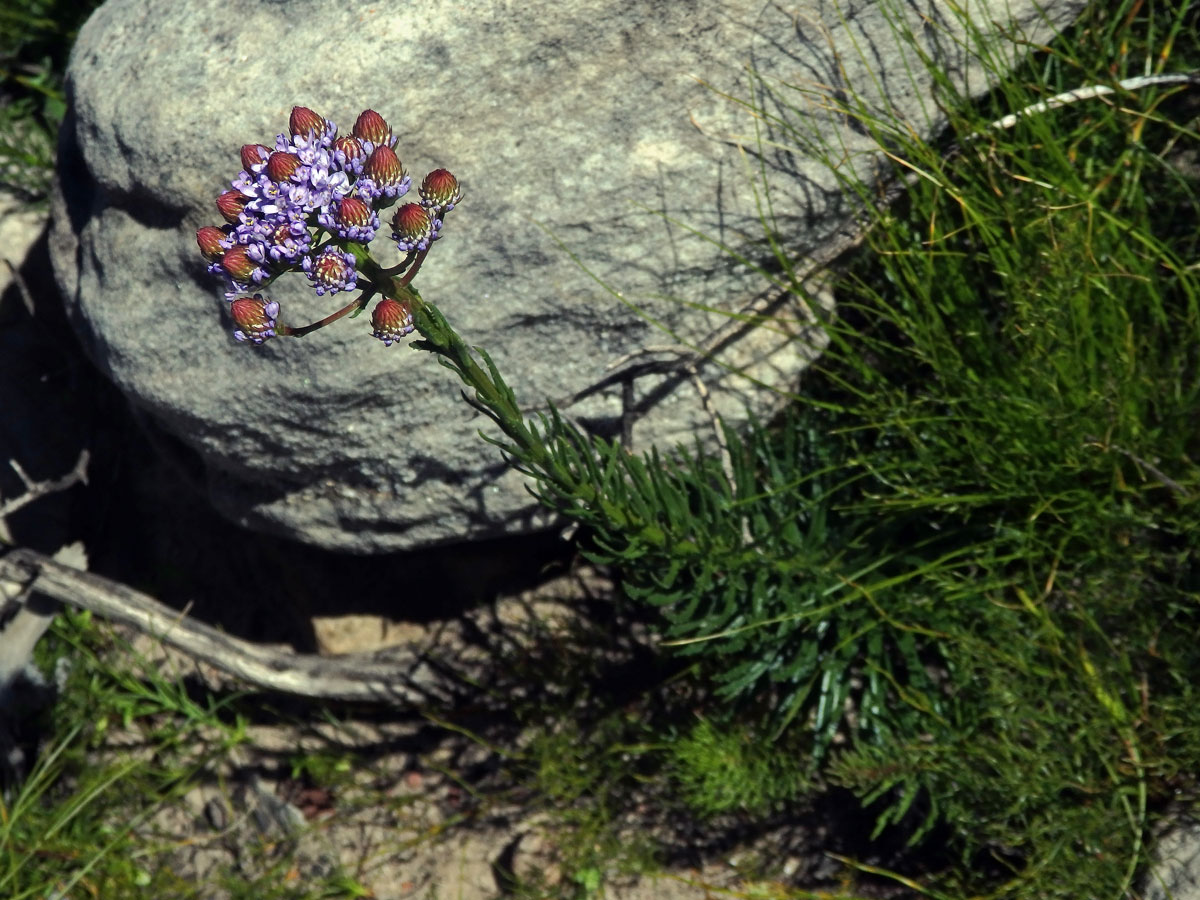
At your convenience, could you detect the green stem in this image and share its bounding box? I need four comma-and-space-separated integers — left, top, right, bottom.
405, 290, 548, 466
401, 289, 712, 559
317, 245, 710, 562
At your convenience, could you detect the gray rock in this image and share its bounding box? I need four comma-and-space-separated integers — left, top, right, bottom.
1145, 820, 1200, 900
51, 0, 1084, 552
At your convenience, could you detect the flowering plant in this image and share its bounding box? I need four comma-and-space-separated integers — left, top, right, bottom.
198, 106, 461, 347
196, 107, 713, 554
196, 108, 933, 775
199, 105, 570, 485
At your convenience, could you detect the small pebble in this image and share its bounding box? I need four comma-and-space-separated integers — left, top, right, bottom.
203, 797, 229, 831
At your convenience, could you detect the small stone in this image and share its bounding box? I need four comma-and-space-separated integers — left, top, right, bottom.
203, 796, 229, 831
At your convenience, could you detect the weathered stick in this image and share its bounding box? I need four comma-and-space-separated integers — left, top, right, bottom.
0, 450, 90, 520
0, 548, 456, 705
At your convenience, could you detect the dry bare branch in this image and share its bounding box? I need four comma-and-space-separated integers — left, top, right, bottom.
0, 450, 90, 520
984, 73, 1199, 133
0, 548, 458, 705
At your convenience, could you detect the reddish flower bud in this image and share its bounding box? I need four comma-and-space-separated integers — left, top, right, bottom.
289, 106, 328, 138
302, 247, 357, 296
196, 225, 228, 261
216, 190, 247, 224
370, 297, 415, 346
267, 151, 302, 183
220, 245, 257, 282
352, 109, 391, 145
230, 294, 280, 344
335, 196, 372, 229
419, 168, 463, 210
332, 134, 365, 163
364, 145, 405, 187
390, 203, 434, 251
240, 143, 271, 171
313, 250, 353, 291
270, 221, 294, 244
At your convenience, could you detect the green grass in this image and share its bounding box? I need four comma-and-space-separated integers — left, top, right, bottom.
653, 0, 1200, 895
1, 609, 405, 899
0, 609, 244, 899
4, 0, 1200, 898
513, 0, 1200, 896
0, 0, 104, 200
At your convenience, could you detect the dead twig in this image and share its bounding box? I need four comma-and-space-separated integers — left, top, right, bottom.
0, 548, 457, 705
0, 450, 90, 521
1084, 436, 1190, 501
982, 73, 1200, 133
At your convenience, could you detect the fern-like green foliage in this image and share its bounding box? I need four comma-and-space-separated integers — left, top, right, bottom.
423, 324, 960, 764
669, 716, 811, 816
568, 411, 966, 761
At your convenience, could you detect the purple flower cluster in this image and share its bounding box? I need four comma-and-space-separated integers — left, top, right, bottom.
303, 245, 358, 296
199, 106, 464, 346
203, 107, 409, 299
230, 295, 280, 344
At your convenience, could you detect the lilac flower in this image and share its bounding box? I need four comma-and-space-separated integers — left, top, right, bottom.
230, 294, 280, 344
230, 170, 286, 220
390, 203, 439, 253
258, 144, 351, 217
303, 246, 358, 296
243, 216, 311, 268
370, 297, 415, 346
230, 167, 261, 198
305, 159, 351, 207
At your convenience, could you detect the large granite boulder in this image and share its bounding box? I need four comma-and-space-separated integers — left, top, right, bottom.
51, 0, 1084, 553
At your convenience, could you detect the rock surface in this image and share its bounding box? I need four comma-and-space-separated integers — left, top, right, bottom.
51, 0, 1085, 552
1145, 821, 1200, 900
